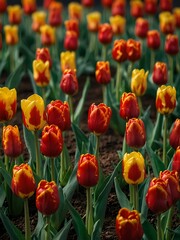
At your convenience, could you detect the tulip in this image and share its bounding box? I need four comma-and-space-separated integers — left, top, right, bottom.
120, 92, 140, 121
32, 11, 47, 33
33, 60, 50, 87
4, 25, 19, 46
2, 125, 23, 158
36, 47, 52, 68
112, 39, 127, 63
22, 0, 36, 15
45, 100, 71, 131
147, 30, 161, 50
65, 19, 79, 36
43, 0, 54, 9
95, 61, 111, 85
125, 118, 146, 149
130, 0, 144, 19
101, 0, 113, 8
60, 51, 76, 72
0, 0, 7, 13
159, 0, 172, 12
60, 69, 78, 96
109, 15, 126, 36
64, 30, 78, 51
7, 5, 22, 25
126, 39, 141, 63
81, 0, 94, 8
173, 8, 180, 28
88, 103, 112, 136
135, 17, 149, 39
40, 24, 56, 46
40, 124, 63, 158
172, 147, 180, 178
68, 2, 83, 21
152, 62, 168, 85
144, 0, 157, 15
159, 12, 175, 35
48, 1, 63, 27
169, 119, 180, 150
36, 180, 60, 215
86, 11, 101, 33
116, 208, 144, 240
111, 0, 126, 17
131, 69, 148, 97
98, 23, 113, 45
165, 34, 179, 55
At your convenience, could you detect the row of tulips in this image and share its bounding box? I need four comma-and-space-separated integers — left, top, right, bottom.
0, 0, 180, 240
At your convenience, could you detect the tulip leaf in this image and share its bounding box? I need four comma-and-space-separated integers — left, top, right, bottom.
53, 219, 72, 240
91, 220, 101, 240
66, 200, 90, 240
0, 208, 24, 240
141, 218, 157, 240
139, 177, 151, 219
0, 50, 10, 78
27, 69, 41, 96
19, 42, 34, 70
0, 184, 6, 207
32, 212, 44, 239
141, 106, 154, 142
0, 163, 12, 188
114, 177, 132, 210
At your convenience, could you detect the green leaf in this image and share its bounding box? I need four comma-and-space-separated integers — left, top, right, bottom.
53, 220, 72, 240
0, 50, 10, 78
66, 200, 90, 240
140, 177, 151, 219
91, 220, 101, 240
27, 69, 41, 95
0, 208, 24, 240
141, 106, 154, 142
0, 163, 12, 188
32, 212, 44, 239
150, 112, 163, 149
142, 218, 157, 240
0, 184, 6, 207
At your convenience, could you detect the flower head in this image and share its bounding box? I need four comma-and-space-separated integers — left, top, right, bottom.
33, 60, 50, 87
86, 11, 101, 32
131, 69, 148, 96
130, 0, 144, 19
68, 2, 82, 21
152, 62, 168, 85
7, 5, 22, 25
98, 23, 113, 45
22, 0, 36, 15
60, 51, 76, 72
60, 69, 78, 96
126, 39, 141, 62
95, 61, 111, 85
40, 24, 56, 46
32, 11, 47, 33
111, 0, 126, 17
112, 39, 127, 63
169, 119, 180, 149
165, 34, 179, 55
135, 17, 149, 39
4, 25, 19, 46
64, 30, 78, 51
36, 47, 52, 68
109, 15, 126, 35
147, 30, 161, 50
48, 1, 63, 27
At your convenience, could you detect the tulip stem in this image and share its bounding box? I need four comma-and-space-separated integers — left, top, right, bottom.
150, 50, 155, 73
60, 146, 66, 186
101, 44, 107, 61
95, 134, 103, 181
86, 187, 93, 236
157, 214, 163, 240
163, 115, 168, 168
24, 198, 31, 240
168, 55, 174, 86
102, 84, 107, 104
50, 157, 55, 182
138, 96, 143, 115
165, 205, 175, 240
68, 95, 74, 122
5, 154, 9, 172
132, 184, 139, 211
41, 87, 46, 106
45, 215, 51, 240
33, 131, 41, 177
116, 62, 121, 101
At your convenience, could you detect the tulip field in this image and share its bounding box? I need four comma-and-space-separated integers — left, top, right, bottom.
1, 0, 180, 240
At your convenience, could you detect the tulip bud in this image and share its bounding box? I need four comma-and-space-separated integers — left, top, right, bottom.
131, 69, 148, 96
98, 23, 113, 45
172, 147, 180, 177
146, 177, 172, 214
33, 60, 50, 87
156, 85, 176, 115
111, 0, 126, 17
159, 12, 175, 35
81, 0, 94, 8
144, 0, 157, 15
165, 34, 179, 55
169, 119, 180, 149
77, 153, 99, 188
112, 39, 127, 63
147, 30, 161, 50
122, 151, 146, 185
60, 51, 76, 73
126, 39, 141, 62
45, 100, 71, 131
36, 47, 52, 68
0, 87, 17, 123
101, 0, 113, 8
22, 0, 36, 15
60, 69, 78, 96
159, 0, 172, 12
86, 11, 101, 32
7, 5, 22, 25
116, 208, 144, 240
0, 0, 7, 13
109, 15, 126, 36
95, 61, 111, 85
152, 62, 168, 85
40, 24, 56, 46
68, 2, 82, 21
36, 180, 60, 215
2, 125, 23, 158
135, 17, 149, 39
125, 118, 146, 149
130, 0, 144, 19
11, 163, 36, 199
32, 11, 47, 33
120, 92, 140, 121
4, 25, 19, 46
65, 19, 79, 36
43, 0, 54, 9
64, 30, 78, 51
88, 103, 112, 135
173, 8, 180, 28
48, 1, 63, 27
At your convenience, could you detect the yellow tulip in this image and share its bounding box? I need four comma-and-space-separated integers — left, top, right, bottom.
131, 69, 148, 96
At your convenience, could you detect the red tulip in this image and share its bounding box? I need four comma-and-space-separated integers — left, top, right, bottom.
126, 39, 141, 62
159, 0, 172, 12
48, 1, 63, 27
165, 34, 179, 55
169, 119, 180, 149
60, 69, 79, 96
147, 30, 161, 50
130, 0, 144, 19
112, 39, 127, 63
172, 147, 180, 177
36, 47, 52, 69
135, 17, 149, 39
98, 23, 113, 45
111, 0, 126, 17
64, 30, 78, 51
152, 62, 168, 85
144, 0, 157, 15
95, 61, 111, 85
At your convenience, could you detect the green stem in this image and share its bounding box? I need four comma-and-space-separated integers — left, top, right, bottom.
33, 131, 41, 177
138, 96, 143, 115
102, 84, 107, 104
10, 45, 15, 73
68, 95, 74, 122
5, 154, 9, 172
45, 215, 51, 240
168, 55, 174, 85
128, 61, 133, 88
50, 158, 55, 182
116, 62, 121, 100
157, 214, 163, 240
150, 50, 155, 73
95, 134, 103, 181
132, 184, 139, 211
165, 205, 175, 240
86, 187, 93, 236
41, 87, 46, 106
101, 44, 107, 61
60, 146, 66, 186
24, 198, 31, 240
163, 115, 168, 167
129, 184, 133, 207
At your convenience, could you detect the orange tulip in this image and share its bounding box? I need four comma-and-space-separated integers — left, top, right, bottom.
32, 11, 46, 33
112, 39, 127, 63
130, 0, 144, 18
95, 61, 111, 85
65, 19, 79, 36
22, 0, 36, 15
173, 8, 180, 28
111, 0, 126, 17
109, 15, 126, 36
98, 23, 113, 45
36, 47, 52, 68
7, 5, 22, 25
4, 25, 19, 46
86, 11, 101, 32
48, 1, 63, 27
68, 2, 83, 21
126, 39, 141, 62
159, 12, 175, 35
135, 17, 149, 39
40, 24, 56, 46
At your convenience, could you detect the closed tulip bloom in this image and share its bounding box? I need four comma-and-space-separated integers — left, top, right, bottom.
95, 61, 111, 85
81, 0, 94, 7
144, 0, 157, 15
60, 51, 76, 72
43, 0, 54, 9
152, 62, 168, 85
4, 25, 19, 46
88, 103, 112, 135
65, 19, 79, 36
131, 69, 148, 96
135, 17, 149, 39
159, 12, 175, 35
112, 39, 127, 63
122, 151, 145, 185
130, 0, 144, 19
22, 0, 36, 15
160, 170, 180, 204
86, 11, 101, 32
0, 0, 7, 13
126, 39, 141, 62
146, 177, 172, 214
109, 15, 126, 36
48, 1, 63, 27
40, 124, 63, 157
32, 11, 47, 33
33, 60, 50, 87
159, 0, 172, 12
36, 180, 60, 215
126, 118, 146, 149
11, 163, 36, 199
77, 153, 99, 188
111, 0, 126, 17
60, 69, 78, 96
64, 30, 78, 51
120, 92, 140, 121
40, 24, 56, 46
36, 47, 52, 68
2, 125, 23, 158
45, 100, 71, 131
173, 8, 180, 28
21, 94, 46, 131
116, 208, 144, 240
101, 0, 113, 8
169, 119, 180, 149
165, 34, 179, 55
172, 147, 180, 177
98, 23, 113, 45
0, 87, 17, 122
68, 2, 83, 21
156, 85, 176, 115
7, 5, 22, 25
147, 30, 161, 50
